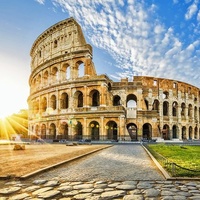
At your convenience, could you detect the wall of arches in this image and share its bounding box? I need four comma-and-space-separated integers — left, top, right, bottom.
28, 18, 200, 142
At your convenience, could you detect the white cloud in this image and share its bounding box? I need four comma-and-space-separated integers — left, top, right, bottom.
185, 0, 198, 20
52, 0, 200, 87
35, 0, 45, 5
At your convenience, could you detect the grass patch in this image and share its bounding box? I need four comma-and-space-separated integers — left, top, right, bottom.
147, 144, 200, 177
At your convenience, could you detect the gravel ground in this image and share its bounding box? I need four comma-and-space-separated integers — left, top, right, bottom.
28, 144, 165, 182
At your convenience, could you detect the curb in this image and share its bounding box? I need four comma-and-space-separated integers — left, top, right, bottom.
0, 145, 112, 180
141, 144, 171, 180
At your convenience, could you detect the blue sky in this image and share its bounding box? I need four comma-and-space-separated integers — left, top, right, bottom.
1, 0, 200, 116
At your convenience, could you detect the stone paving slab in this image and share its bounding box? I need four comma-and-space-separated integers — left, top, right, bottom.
0, 179, 200, 199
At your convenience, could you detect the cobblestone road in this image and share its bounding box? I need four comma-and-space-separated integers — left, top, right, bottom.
1, 144, 200, 199
29, 144, 165, 181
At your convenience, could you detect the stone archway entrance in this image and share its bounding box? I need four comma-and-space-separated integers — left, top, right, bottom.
89, 121, 99, 140
162, 124, 170, 140
142, 123, 152, 140
126, 123, 137, 141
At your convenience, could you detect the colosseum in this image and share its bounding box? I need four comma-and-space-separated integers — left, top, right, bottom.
28, 17, 200, 142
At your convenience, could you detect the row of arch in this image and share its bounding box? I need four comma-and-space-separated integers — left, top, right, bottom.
31, 61, 85, 89
31, 120, 200, 141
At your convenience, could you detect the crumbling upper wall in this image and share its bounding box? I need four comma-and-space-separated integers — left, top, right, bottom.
30, 17, 92, 72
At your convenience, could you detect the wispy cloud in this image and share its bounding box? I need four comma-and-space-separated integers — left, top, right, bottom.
35, 0, 45, 5
47, 0, 200, 87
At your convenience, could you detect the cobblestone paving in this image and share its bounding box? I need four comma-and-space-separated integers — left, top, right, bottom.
28, 144, 164, 181
1, 179, 200, 199
0, 144, 200, 199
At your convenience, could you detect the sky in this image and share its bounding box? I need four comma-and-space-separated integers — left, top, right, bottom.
1, 0, 200, 117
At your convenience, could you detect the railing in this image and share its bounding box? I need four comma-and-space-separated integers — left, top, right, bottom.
144, 144, 200, 177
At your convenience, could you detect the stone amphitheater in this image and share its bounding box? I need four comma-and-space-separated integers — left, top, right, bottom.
27, 17, 200, 142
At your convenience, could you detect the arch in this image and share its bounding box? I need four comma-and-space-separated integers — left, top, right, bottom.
126, 123, 137, 141
37, 74, 41, 88
172, 125, 178, 138
163, 101, 169, 116
194, 126, 198, 139
49, 123, 56, 139
61, 63, 70, 80
43, 70, 49, 85
172, 101, 178, 117
35, 124, 39, 139
60, 92, 69, 109
152, 99, 159, 111
52, 67, 59, 82
50, 95, 57, 110
113, 95, 121, 106
60, 122, 69, 140
75, 121, 83, 140
189, 126, 193, 140
108, 83, 112, 91
194, 106, 198, 121
41, 124, 46, 139
163, 91, 169, 99
54, 39, 58, 48
90, 90, 100, 106
142, 123, 152, 140
41, 97, 47, 112
182, 126, 186, 140
89, 121, 99, 140
181, 103, 186, 117
162, 124, 170, 140
126, 94, 137, 108
106, 121, 118, 140
78, 62, 84, 77
74, 91, 83, 107
188, 104, 193, 118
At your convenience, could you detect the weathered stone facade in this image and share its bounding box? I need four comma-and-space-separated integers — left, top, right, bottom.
28, 17, 200, 141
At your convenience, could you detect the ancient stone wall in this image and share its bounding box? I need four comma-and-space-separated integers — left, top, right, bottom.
28, 18, 200, 142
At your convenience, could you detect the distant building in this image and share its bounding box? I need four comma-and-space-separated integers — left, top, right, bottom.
28, 17, 200, 141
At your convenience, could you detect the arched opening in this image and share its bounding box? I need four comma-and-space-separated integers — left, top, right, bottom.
172, 102, 178, 117
182, 126, 186, 140
163, 101, 169, 116
75, 121, 83, 140
189, 126, 193, 140
89, 121, 99, 140
126, 94, 137, 108
194, 126, 198, 139
52, 67, 59, 82
113, 95, 121, 106
64, 123, 69, 139
49, 123, 56, 139
172, 125, 177, 138
126, 123, 137, 141
43, 70, 49, 85
188, 104, 193, 118
74, 91, 83, 108
106, 121, 118, 141
78, 62, 84, 77
142, 123, 152, 140
163, 91, 169, 99
152, 99, 159, 112
90, 90, 100, 106
181, 103, 186, 118
162, 124, 170, 140
41, 97, 47, 112
41, 124, 46, 139
50, 95, 57, 110
60, 93, 69, 109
